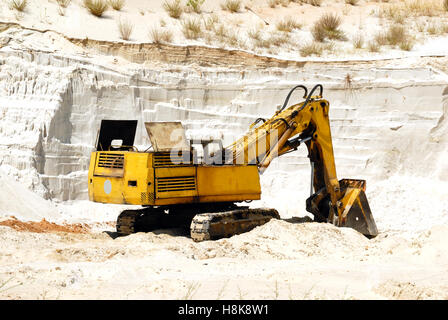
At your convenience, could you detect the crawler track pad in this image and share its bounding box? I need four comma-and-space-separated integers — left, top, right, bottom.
190, 208, 280, 242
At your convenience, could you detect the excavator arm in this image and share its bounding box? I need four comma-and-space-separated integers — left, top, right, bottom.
223, 85, 378, 237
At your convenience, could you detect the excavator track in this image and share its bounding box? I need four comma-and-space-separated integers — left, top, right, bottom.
116, 208, 167, 235
190, 208, 280, 242
116, 209, 143, 235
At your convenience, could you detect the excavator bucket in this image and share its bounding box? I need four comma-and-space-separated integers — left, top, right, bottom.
338, 179, 378, 238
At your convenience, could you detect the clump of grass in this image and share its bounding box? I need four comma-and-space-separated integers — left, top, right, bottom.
182, 282, 201, 300
426, 21, 448, 35
225, 29, 240, 47
186, 0, 205, 13
56, 0, 70, 15
373, 24, 413, 51
248, 28, 262, 41
268, 0, 278, 8
367, 40, 380, 52
405, 0, 440, 17
385, 24, 407, 45
268, 32, 291, 46
57, 0, 71, 8
0, 277, 22, 293
181, 17, 203, 39
221, 0, 241, 13
399, 38, 414, 51
307, 0, 322, 6
312, 13, 346, 42
352, 33, 364, 49
444, 0, 448, 11
203, 14, 219, 31
415, 20, 426, 32
84, 0, 108, 17
276, 16, 302, 32
8, 0, 28, 11
214, 24, 229, 40
163, 0, 183, 19
149, 27, 173, 44
299, 42, 324, 56
345, 0, 358, 5
109, 0, 125, 11
374, 32, 388, 46
117, 17, 133, 40
379, 4, 406, 23
381, 0, 444, 22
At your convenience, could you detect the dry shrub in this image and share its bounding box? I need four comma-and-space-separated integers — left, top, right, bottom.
312, 13, 346, 42
203, 14, 219, 31
345, 0, 358, 5
181, 17, 203, 39
399, 38, 414, 51
374, 24, 413, 51
426, 22, 439, 35
367, 41, 380, 52
186, 0, 205, 13
8, 0, 27, 11
300, 42, 324, 56
214, 24, 229, 40
57, 0, 71, 8
374, 32, 388, 46
405, 0, 441, 17
149, 27, 173, 44
381, 5, 406, 23
84, 0, 108, 17
221, 0, 241, 13
109, 0, 125, 11
426, 21, 448, 35
276, 16, 302, 32
385, 24, 407, 45
352, 33, 364, 49
381, 0, 444, 21
163, 0, 183, 19
117, 18, 133, 40
225, 30, 240, 47
444, 0, 448, 11
268, 32, 290, 46
248, 28, 262, 41
307, 0, 322, 6
268, 0, 278, 8
415, 20, 426, 32
318, 13, 341, 31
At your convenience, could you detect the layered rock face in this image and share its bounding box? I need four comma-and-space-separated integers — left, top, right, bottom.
1, 44, 447, 201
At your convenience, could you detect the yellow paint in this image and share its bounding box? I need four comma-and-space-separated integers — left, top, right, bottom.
88, 151, 261, 206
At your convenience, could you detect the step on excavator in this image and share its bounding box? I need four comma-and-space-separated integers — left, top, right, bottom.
88, 85, 378, 241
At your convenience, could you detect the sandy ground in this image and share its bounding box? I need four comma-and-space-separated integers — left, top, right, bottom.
1, 218, 447, 300
1, 171, 448, 300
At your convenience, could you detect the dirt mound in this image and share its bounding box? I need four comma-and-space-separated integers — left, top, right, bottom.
114, 219, 370, 261
374, 281, 445, 300
0, 217, 90, 234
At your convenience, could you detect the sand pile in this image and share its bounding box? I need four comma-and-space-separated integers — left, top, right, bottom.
0, 168, 59, 222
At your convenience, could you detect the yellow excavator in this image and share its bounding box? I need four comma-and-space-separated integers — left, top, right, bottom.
88, 85, 378, 241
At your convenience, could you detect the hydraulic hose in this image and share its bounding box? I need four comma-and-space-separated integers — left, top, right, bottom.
279, 85, 308, 112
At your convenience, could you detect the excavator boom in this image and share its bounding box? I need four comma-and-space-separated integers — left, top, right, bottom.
222, 84, 378, 237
